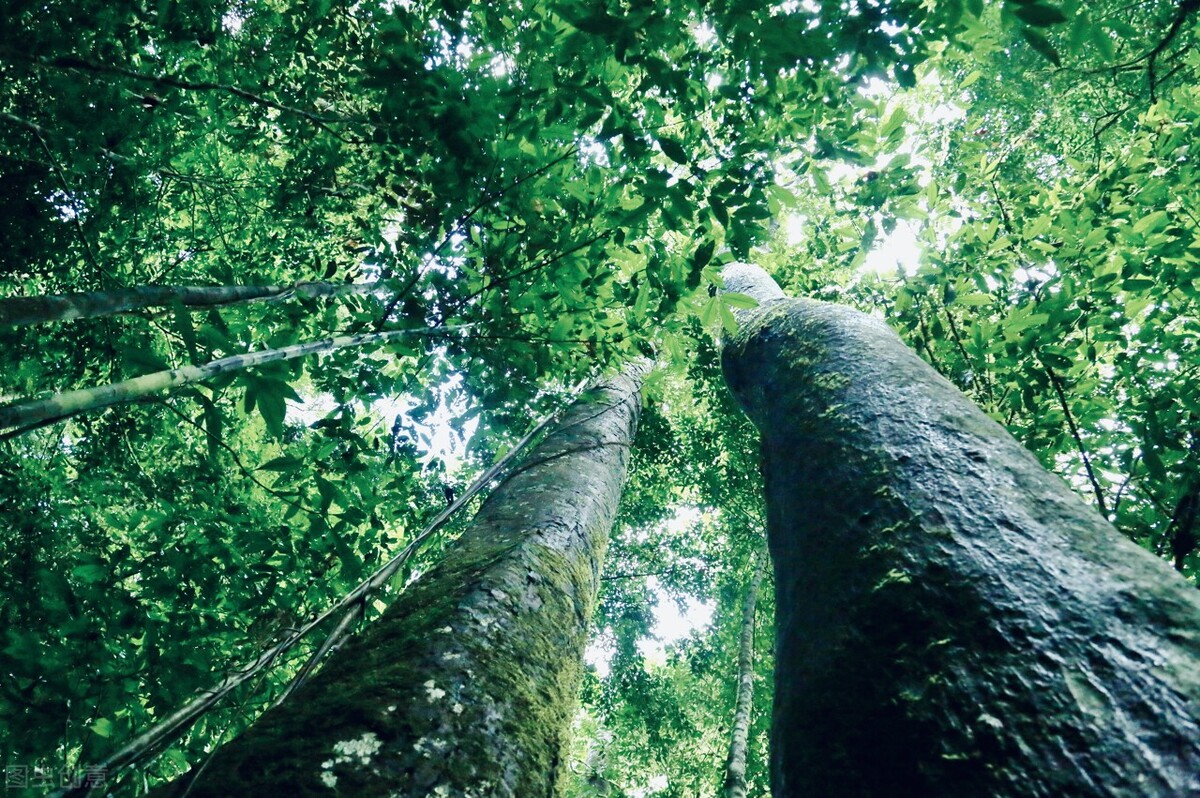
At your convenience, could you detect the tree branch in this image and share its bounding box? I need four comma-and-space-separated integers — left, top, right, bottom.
42, 54, 363, 128
1037, 353, 1109, 517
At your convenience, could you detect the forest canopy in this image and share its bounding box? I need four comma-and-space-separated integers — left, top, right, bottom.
1, 0, 1197, 794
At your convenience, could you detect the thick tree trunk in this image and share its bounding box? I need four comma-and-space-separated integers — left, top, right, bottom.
722, 543, 768, 798
721, 263, 1200, 797
152, 366, 643, 797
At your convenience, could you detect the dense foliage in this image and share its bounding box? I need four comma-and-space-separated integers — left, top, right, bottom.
1, 0, 1196, 794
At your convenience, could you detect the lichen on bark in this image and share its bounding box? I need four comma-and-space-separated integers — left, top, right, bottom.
153, 367, 644, 797
721, 263, 1200, 797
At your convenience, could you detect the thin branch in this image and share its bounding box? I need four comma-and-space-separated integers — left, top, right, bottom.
601, 567, 684, 581
723, 542, 768, 798
1037, 353, 1109, 517
31, 121, 105, 279
443, 230, 611, 321
1, 280, 392, 328
161, 401, 330, 521
0, 323, 472, 437
372, 148, 580, 330
916, 316, 946, 373
0, 111, 129, 163
1147, 0, 1200, 101
1111, 454, 1141, 516
989, 177, 1014, 237
270, 599, 363, 706
942, 306, 992, 403
41, 54, 364, 128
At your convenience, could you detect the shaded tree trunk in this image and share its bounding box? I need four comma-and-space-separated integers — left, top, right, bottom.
722, 543, 768, 798
152, 366, 644, 797
721, 263, 1200, 797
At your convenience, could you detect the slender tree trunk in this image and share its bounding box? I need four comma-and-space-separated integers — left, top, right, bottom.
0, 324, 465, 436
0, 281, 385, 327
722, 543, 768, 798
721, 263, 1200, 797
151, 366, 644, 797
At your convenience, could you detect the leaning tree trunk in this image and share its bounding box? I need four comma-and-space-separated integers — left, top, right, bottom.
0, 280, 385, 327
0, 324, 465, 436
720, 263, 1200, 797
151, 366, 644, 797
722, 543, 768, 798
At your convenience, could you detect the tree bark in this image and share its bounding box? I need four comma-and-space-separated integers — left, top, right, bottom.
722, 543, 768, 798
151, 366, 644, 797
0, 281, 384, 327
720, 263, 1200, 797
0, 324, 465, 436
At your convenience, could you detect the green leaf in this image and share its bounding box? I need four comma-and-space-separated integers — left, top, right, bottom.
1132, 210, 1168, 235
173, 301, 200, 364
659, 138, 689, 165
91, 718, 114, 738
880, 107, 908, 140
71, 563, 107, 584
1090, 24, 1115, 59
722, 292, 760, 310
1013, 3, 1068, 26
710, 195, 728, 227
203, 401, 223, 461
633, 282, 650, 316
1007, 312, 1051, 333
257, 389, 287, 438
1143, 447, 1166, 480
1122, 277, 1157, 291
259, 455, 305, 472
1020, 27, 1062, 65
719, 304, 739, 334
571, 11, 620, 36
124, 347, 172, 374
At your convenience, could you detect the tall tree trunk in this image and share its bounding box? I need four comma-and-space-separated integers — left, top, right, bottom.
720, 263, 1200, 797
0, 324, 464, 436
0, 280, 385, 327
722, 543, 768, 798
151, 366, 644, 797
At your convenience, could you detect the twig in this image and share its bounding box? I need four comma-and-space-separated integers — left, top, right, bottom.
161, 401, 330, 520
1038, 352, 1109, 517
601, 567, 683, 581
42, 55, 363, 128
372, 148, 580, 330
1147, 0, 1199, 101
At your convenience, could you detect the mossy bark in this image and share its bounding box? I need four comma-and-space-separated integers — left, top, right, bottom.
721, 263, 1200, 797
153, 367, 643, 797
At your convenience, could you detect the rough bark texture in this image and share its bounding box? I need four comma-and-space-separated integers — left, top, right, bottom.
153, 367, 643, 797
721, 263, 1200, 797
722, 544, 767, 798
